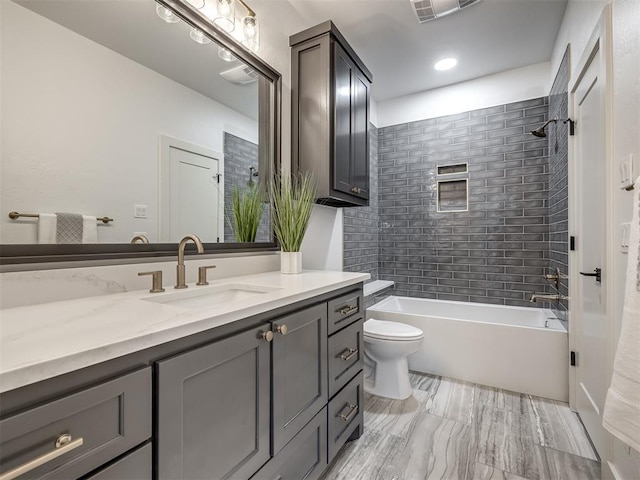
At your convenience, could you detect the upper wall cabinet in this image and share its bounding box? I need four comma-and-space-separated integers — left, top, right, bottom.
291, 21, 372, 207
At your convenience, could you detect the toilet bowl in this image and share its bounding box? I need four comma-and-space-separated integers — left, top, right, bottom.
363, 319, 424, 400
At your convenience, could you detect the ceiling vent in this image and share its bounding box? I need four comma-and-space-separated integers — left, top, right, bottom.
410, 0, 482, 23
219, 65, 259, 86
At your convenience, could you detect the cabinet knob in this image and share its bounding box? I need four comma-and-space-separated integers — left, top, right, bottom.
260, 330, 274, 342
275, 324, 288, 335
350, 187, 361, 194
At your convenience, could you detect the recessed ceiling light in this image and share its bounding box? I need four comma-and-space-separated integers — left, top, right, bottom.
434, 58, 458, 71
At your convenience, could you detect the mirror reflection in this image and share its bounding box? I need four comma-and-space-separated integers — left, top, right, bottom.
1, 0, 271, 245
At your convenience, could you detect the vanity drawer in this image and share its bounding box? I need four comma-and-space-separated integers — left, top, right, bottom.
328, 291, 363, 334
328, 319, 363, 398
0, 368, 151, 480
85, 443, 151, 480
327, 375, 364, 464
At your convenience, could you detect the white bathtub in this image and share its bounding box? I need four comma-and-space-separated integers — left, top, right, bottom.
368, 296, 569, 401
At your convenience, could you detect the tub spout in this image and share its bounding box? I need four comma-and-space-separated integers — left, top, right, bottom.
529, 293, 569, 303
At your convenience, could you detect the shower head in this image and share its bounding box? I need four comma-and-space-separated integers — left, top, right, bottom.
529, 118, 558, 138
247, 166, 259, 187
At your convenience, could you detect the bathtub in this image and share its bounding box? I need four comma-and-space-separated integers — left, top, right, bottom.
368, 296, 569, 401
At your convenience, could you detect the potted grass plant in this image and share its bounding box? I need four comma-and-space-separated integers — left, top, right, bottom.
228, 183, 266, 243
269, 171, 316, 274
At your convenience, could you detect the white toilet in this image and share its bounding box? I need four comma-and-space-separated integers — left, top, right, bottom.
363, 319, 424, 400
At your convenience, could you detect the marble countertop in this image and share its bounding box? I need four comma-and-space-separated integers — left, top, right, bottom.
0, 270, 369, 393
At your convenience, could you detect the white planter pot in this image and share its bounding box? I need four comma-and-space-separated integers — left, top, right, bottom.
280, 251, 302, 274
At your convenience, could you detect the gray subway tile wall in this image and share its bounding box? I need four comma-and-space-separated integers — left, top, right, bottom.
343, 124, 380, 281
377, 97, 551, 306
223, 132, 270, 243
547, 48, 570, 320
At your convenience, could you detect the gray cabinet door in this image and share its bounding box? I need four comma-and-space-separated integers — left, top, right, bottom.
156, 326, 272, 480
333, 41, 354, 197
272, 304, 328, 454
351, 67, 370, 199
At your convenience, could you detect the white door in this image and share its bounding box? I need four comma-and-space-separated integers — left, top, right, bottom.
159, 136, 223, 243
169, 147, 221, 242
569, 19, 611, 458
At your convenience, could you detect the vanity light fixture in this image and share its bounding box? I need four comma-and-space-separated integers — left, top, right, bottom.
241, 14, 259, 51
218, 46, 236, 62
156, 3, 180, 23
214, 0, 236, 33
434, 57, 457, 71
190, 27, 212, 44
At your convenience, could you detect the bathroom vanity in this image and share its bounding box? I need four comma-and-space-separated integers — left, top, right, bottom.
0, 271, 367, 480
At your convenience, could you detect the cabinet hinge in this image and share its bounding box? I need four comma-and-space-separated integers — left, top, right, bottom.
570, 351, 577, 366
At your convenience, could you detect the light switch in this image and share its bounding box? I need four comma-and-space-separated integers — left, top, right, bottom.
619, 154, 634, 190
621, 222, 630, 253
134, 204, 148, 218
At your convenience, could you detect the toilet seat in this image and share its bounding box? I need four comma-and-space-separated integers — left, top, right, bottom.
364, 319, 424, 341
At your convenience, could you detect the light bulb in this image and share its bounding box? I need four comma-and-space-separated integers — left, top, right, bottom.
218, 47, 236, 62
190, 28, 211, 44
241, 15, 259, 51
156, 3, 179, 23
242, 16, 257, 39
218, 0, 231, 16
214, 0, 235, 32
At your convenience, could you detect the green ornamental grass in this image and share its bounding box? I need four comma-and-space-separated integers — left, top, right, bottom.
228, 183, 265, 243
270, 172, 316, 252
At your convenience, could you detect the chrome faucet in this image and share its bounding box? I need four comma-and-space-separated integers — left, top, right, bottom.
175, 234, 204, 289
529, 293, 569, 303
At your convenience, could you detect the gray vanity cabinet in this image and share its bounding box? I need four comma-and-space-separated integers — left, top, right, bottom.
271, 304, 328, 454
291, 21, 372, 207
156, 325, 272, 480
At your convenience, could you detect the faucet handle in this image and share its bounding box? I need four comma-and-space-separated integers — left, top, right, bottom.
196, 265, 217, 286
139, 271, 165, 293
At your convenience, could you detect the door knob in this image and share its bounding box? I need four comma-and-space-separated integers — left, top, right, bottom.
579, 268, 601, 283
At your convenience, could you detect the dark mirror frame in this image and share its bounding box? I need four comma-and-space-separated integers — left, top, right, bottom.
0, 0, 281, 266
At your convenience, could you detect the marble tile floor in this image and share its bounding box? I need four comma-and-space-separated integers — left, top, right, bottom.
321, 372, 600, 480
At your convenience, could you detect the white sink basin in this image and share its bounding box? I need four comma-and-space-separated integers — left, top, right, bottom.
143, 283, 281, 309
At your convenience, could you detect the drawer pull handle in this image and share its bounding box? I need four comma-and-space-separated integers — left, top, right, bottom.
336, 403, 359, 422
338, 305, 358, 316
339, 348, 359, 361
0, 434, 83, 480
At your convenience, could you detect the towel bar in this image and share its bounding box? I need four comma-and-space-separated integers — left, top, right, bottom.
8, 211, 114, 224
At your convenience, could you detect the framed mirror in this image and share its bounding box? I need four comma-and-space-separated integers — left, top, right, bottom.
0, 0, 281, 265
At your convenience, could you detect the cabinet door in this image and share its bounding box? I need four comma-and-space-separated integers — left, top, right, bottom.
272, 304, 328, 454
351, 67, 370, 199
156, 326, 271, 480
332, 41, 354, 197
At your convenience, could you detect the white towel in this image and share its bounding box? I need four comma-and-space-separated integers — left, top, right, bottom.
37, 213, 57, 244
82, 215, 98, 243
603, 176, 640, 452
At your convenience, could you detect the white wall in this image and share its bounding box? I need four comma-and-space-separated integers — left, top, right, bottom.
1, 1, 257, 244
610, 0, 640, 477
553, 0, 640, 477
550, 0, 609, 84
376, 62, 551, 128
300, 205, 343, 271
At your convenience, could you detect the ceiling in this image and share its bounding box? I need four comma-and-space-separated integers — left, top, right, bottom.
283, 0, 568, 101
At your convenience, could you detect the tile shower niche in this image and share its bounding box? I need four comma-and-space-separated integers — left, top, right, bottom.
437, 163, 468, 213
